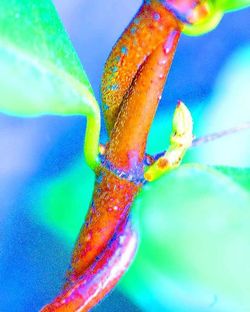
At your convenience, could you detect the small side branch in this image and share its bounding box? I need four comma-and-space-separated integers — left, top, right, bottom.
192, 121, 250, 147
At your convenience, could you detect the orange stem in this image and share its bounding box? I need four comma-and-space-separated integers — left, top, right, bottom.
41, 3, 182, 311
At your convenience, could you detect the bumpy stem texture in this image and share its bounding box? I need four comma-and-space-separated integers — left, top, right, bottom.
41, 2, 181, 311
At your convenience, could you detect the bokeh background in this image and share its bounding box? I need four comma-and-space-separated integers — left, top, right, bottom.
0, 1, 250, 311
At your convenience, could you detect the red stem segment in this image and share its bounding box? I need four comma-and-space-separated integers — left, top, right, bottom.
106, 29, 180, 172
41, 219, 137, 312
41, 4, 181, 311
66, 26, 180, 288
102, 1, 182, 134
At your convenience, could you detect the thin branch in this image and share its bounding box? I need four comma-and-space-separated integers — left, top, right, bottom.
192, 121, 250, 147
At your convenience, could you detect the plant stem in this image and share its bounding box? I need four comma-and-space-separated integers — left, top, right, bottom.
41, 4, 181, 311
66, 25, 181, 289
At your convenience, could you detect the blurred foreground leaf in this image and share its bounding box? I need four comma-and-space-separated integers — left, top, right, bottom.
218, 0, 250, 12
35, 159, 95, 242
0, 0, 99, 118
121, 164, 250, 312
215, 166, 250, 191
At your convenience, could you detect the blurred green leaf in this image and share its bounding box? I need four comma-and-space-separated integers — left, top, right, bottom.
0, 0, 99, 117
121, 164, 250, 312
34, 159, 95, 242
190, 45, 250, 167
183, 0, 250, 36
218, 0, 250, 12
215, 166, 250, 191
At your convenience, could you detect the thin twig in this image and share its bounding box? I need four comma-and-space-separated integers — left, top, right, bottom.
192, 121, 250, 147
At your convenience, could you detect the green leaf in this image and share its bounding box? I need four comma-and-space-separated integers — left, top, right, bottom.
183, 0, 250, 36
214, 166, 250, 191
120, 164, 250, 312
217, 0, 250, 12
34, 159, 95, 242
0, 0, 99, 118
0, 0, 101, 168
188, 45, 250, 167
